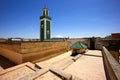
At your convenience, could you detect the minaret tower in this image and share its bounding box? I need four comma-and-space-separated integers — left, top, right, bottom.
40, 7, 51, 41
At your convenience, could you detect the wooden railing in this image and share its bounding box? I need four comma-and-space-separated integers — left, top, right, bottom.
102, 46, 120, 80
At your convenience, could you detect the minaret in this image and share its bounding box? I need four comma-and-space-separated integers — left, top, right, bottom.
40, 7, 51, 41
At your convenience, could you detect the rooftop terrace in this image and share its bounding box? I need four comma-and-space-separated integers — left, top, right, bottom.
0, 49, 112, 80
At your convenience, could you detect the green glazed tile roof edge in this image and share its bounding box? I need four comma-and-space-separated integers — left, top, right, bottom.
70, 41, 87, 49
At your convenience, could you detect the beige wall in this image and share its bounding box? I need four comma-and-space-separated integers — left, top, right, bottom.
0, 47, 22, 64
0, 42, 21, 53
0, 41, 68, 64
21, 42, 67, 54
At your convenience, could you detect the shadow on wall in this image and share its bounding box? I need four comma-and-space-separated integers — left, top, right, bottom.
90, 37, 95, 50
0, 55, 16, 69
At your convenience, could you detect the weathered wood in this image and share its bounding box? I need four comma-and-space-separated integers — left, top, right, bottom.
52, 57, 74, 70
72, 76, 82, 80
0, 62, 35, 75
19, 68, 49, 80
0, 66, 4, 72
102, 46, 120, 80
49, 66, 72, 80
72, 54, 82, 61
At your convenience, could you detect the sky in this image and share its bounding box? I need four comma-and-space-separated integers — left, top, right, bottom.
0, 0, 120, 38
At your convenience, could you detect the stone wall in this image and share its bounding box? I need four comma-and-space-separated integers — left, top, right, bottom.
0, 42, 21, 53
102, 47, 120, 80
0, 41, 68, 64
21, 41, 67, 54
100, 39, 120, 62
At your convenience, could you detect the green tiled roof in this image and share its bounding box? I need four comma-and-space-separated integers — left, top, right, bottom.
70, 42, 87, 49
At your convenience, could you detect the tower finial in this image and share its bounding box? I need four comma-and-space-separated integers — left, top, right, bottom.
44, 0, 46, 8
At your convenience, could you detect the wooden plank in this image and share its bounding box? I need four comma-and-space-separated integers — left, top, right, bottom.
52, 57, 74, 70
72, 54, 82, 61
49, 66, 72, 80
19, 68, 49, 80
0, 66, 4, 72
0, 62, 35, 75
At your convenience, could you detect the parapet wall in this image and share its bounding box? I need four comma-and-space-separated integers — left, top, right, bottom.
0, 42, 21, 53
21, 41, 67, 54
0, 41, 68, 64
102, 46, 120, 80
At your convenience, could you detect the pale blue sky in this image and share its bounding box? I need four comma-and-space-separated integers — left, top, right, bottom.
0, 0, 120, 38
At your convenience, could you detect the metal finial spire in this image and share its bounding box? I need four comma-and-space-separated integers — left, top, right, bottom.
44, 0, 46, 8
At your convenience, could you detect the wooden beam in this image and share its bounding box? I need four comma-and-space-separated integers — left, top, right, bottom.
49, 66, 72, 80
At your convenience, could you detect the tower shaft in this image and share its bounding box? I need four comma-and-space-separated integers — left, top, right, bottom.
40, 8, 51, 41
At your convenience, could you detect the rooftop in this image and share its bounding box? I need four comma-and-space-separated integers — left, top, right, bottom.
0, 50, 106, 80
